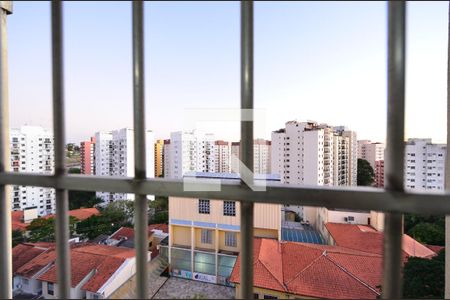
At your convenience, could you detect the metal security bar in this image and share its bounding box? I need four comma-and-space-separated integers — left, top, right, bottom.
239, 2, 254, 299
51, 2, 71, 298
132, 2, 149, 298
0, 1, 449, 299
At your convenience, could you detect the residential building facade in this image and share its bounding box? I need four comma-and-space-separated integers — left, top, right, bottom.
165, 130, 215, 179
80, 137, 95, 175
161, 173, 281, 287
230, 139, 271, 174
154, 139, 164, 177
404, 138, 446, 191
358, 140, 385, 187
271, 121, 357, 222
94, 128, 155, 202
214, 140, 231, 173
10, 126, 55, 216
13, 243, 143, 299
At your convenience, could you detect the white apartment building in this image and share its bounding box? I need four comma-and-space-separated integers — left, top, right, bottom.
230, 139, 271, 174
271, 121, 357, 222
358, 140, 385, 187
95, 128, 154, 202
404, 138, 446, 192
214, 140, 231, 173
163, 139, 171, 178
10, 126, 55, 216
165, 130, 216, 179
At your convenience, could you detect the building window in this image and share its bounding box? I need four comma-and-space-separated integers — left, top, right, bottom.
263, 295, 278, 299
47, 283, 54, 296
223, 201, 236, 216
253, 293, 259, 299
225, 232, 237, 247
201, 229, 213, 244
198, 199, 210, 214
92, 294, 99, 299
22, 278, 28, 285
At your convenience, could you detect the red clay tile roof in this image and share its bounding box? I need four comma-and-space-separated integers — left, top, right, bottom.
148, 223, 168, 234
16, 247, 57, 278
11, 211, 27, 231
81, 256, 125, 292
230, 238, 383, 299
73, 244, 135, 259
426, 244, 444, 254
14, 242, 135, 293
325, 223, 436, 259
110, 227, 135, 240
36, 244, 135, 292
110, 224, 167, 241
12, 244, 46, 273
44, 208, 100, 221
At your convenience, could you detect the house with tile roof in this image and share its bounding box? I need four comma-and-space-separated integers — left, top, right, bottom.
104, 224, 168, 258
230, 238, 383, 299
324, 222, 437, 259
43, 207, 100, 221
12, 242, 145, 299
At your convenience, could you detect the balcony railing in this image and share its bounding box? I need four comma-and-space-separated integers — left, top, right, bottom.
0, 1, 448, 300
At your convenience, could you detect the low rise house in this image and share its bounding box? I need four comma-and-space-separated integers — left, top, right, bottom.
43, 207, 100, 221
12, 242, 145, 299
324, 222, 437, 259
104, 224, 168, 257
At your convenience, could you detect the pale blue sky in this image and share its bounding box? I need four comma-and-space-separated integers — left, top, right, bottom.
8, 1, 449, 144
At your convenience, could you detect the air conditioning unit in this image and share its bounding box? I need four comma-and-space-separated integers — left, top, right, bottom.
16, 284, 22, 289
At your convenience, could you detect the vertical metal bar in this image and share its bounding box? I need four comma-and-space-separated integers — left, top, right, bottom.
0, 2, 12, 298
51, 1, 71, 298
132, 2, 148, 299
444, 3, 450, 299
240, 1, 254, 299
382, 2, 406, 299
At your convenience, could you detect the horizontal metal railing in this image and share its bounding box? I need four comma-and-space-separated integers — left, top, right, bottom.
0, 173, 449, 215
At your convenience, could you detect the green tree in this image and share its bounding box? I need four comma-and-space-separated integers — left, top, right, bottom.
12, 229, 25, 247
76, 215, 121, 240
150, 211, 168, 224
408, 222, 445, 246
68, 190, 103, 210
77, 201, 134, 239
27, 217, 78, 242
357, 158, 374, 186
404, 214, 444, 233
68, 168, 81, 174
403, 250, 444, 298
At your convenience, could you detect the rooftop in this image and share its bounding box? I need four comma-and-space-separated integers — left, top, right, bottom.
13, 242, 135, 294
43, 207, 100, 221
325, 223, 437, 259
230, 238, 382, 299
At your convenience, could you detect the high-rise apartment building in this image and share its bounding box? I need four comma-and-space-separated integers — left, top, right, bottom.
154, 139, 164, 177
358, 140, 385, 187
271, 121, 357, 221
404, 138, 446, 191
163, 139, 171, 178
80, 137, 95, 175
230, 139, 271, 174
95, 128, 155, 202
165, 130, 215, 179
214, 140, 231, 173
10, 126, 55, 216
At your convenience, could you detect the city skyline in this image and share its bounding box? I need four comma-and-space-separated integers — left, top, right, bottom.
9, 1, 449, 144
